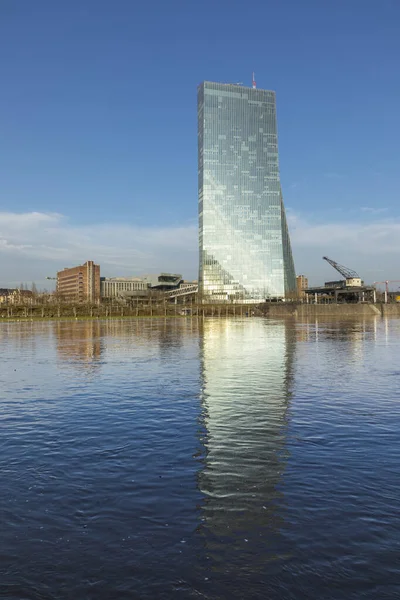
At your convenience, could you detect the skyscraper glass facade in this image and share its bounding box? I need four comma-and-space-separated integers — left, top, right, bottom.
198, 81, 296, 302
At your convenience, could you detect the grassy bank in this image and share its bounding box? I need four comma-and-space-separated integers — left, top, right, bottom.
1, 302, 399, 323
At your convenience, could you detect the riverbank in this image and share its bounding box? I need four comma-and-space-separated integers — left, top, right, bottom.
1, 302, 400, 323
260, 303, 400, 318
0, 314, 187, 323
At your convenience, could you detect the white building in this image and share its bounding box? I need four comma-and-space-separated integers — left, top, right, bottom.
100, 277, 148, 299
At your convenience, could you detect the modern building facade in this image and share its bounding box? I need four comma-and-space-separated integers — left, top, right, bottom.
100, 274, 183, 300
141, 273, 182, 291
100, 277, 148, 299
198, 81, 296, 302
57, 261, 100, 303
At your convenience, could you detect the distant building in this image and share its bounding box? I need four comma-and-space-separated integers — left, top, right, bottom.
0, 289, 12, 304
297, 275, 308, 299
101, 277, 148, 299
142, 273, 182, 291
57, 261, 100, 303
0, 289, 33, 304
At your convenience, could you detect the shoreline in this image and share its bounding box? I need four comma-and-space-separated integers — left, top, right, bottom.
1, 302, 400, 324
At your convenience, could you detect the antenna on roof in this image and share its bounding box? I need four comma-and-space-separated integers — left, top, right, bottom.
252, 72, 256, 89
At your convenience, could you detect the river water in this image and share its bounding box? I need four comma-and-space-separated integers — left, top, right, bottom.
0, 317, 399, 599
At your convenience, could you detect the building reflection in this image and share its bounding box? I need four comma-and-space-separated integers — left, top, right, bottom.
197, 318, 296, 572
54, 318, 202, 370
156, 317, 200, 357
54, 320, 103, 368
299, 317, 379, 365
0, 321, 52, 348
96, 317, 199, 355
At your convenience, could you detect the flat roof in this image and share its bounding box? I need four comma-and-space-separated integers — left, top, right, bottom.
306, 286, 374, 294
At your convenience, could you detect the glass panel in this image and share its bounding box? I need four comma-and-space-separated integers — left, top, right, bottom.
198, 82, 296, 302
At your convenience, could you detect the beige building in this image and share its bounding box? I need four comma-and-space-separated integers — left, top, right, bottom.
100, 277, 148, 299
296, 275, 308, 299
0, 289, 33, 305
0, 289, 10, 304
57, 261, 100, 303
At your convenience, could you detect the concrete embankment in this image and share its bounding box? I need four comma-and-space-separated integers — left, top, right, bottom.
380, 304, 400, 316
260, 303, 400, 318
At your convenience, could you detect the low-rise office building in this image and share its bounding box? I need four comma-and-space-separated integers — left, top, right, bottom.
100, 273, 184, 302
100, 277, 148, 299
57, 261, 100, 303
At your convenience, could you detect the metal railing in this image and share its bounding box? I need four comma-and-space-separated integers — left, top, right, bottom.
163, 284, 198, 299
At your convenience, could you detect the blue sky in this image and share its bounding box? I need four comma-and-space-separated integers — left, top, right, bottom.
1, 0, 399, 287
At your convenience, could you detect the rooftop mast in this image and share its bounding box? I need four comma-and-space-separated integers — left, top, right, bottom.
252, 72, 256, 89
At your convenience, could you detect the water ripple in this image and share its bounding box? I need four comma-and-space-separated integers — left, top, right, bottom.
0, 317, 399, 599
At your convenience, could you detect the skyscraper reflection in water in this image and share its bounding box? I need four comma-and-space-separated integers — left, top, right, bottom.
198, 318, 296, 579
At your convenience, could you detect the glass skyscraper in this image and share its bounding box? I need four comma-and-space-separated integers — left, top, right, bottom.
198, 81, 296, 302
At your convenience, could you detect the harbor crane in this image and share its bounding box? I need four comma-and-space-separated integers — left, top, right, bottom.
322, 256, 360, 280
323, 256, 362, 287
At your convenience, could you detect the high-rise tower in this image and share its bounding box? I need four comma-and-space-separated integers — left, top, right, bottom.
198, 81, 296, 302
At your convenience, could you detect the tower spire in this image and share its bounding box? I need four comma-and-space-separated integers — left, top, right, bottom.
252, 72, 256, 89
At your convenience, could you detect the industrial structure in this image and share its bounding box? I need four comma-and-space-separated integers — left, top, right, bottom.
197, 80, 296, 303
373, 280, 400, 304
322, 256, 362, 288
305, 257, 374, 303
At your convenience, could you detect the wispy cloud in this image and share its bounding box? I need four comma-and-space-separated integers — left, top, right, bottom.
360, 206, 388, 215
1, 210, 399, 288
0, 212, 198, 287
287, 210, 400, 283
288, 212, 400, 253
